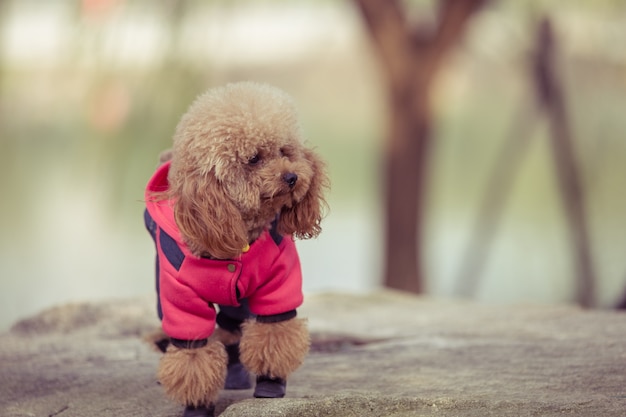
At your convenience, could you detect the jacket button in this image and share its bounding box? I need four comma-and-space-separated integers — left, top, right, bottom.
227, 264, 236, 273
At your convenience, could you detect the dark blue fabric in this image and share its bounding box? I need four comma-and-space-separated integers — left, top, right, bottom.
155, 253, 162, 320
144, 209, 157, 240
269, 218, 283, 246
171, 338, 208, 349
159, 229, 185, 271
144, 210, 163, 320
217, 299, 253, 332
256, 309, 297, 323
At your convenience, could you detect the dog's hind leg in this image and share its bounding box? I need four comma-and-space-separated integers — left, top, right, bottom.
216, 301, 253, 389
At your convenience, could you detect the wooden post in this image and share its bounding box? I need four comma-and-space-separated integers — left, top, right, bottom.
533, 18, 596, 307
354, 0, 486, 293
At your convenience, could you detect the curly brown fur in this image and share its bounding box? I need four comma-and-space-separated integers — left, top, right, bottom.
173, 171, 248, 259
239, 318, 310, 379
158, 342, 228, 407
162, 81, 328, 259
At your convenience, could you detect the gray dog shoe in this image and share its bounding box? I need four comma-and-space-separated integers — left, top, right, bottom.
253, 375, 286, 398
183, 404, 215, 417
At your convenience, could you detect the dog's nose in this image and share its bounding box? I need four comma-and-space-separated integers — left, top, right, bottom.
282, 172, 298, 188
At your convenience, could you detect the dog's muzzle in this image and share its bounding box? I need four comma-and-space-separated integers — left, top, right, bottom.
282, 172, 298, 188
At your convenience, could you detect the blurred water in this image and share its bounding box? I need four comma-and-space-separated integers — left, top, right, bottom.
4, 174, 626, 332
0, 189, 382, 331
2, 171, 626, 332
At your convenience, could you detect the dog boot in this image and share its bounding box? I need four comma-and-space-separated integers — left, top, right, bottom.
224, 343, 252, 389
154, 337, 170, 353
183, 404, 215, 417
253, 375, 287, 398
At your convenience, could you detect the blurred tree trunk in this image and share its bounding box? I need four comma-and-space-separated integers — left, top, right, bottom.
457, 17, 598, 306
617, 288, 626, 309
533, 18, 596, 308
354, 0, 485, 293
455, 103, 536, 297
617, 285, 626, 309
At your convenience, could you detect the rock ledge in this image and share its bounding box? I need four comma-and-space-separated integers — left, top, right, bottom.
1, 291, 625, 417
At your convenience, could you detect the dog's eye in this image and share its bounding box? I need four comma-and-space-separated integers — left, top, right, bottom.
248, 154, 261, 165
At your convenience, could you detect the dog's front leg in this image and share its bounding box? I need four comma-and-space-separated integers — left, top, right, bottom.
158, 340, 227, 417
239, 316, 310, 398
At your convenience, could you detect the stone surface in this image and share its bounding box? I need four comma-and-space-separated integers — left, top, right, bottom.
1, 291, 625, 416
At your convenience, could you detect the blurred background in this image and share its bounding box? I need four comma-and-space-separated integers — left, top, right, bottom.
2, 0, 626, 331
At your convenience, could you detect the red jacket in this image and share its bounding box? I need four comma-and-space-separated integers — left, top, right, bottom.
145, 162, 304, 341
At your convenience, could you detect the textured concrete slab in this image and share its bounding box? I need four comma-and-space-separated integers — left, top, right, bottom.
1, 291, 625, 416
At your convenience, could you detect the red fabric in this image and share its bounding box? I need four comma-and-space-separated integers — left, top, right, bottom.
145, 162, 304, 340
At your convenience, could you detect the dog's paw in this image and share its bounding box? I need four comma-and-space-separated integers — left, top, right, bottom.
224, 362, 252, 390
253, 375, 286, 398
183, 404, 215, 417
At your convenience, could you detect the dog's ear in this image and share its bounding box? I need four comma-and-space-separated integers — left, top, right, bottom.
174, 170, 248, 259
279, 147, 329, 239
158, 149, 173, 166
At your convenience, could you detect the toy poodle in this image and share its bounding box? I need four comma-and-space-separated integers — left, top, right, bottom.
144, 82, 328, 417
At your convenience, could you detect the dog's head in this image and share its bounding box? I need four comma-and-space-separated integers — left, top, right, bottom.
167, 82, 329, 259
